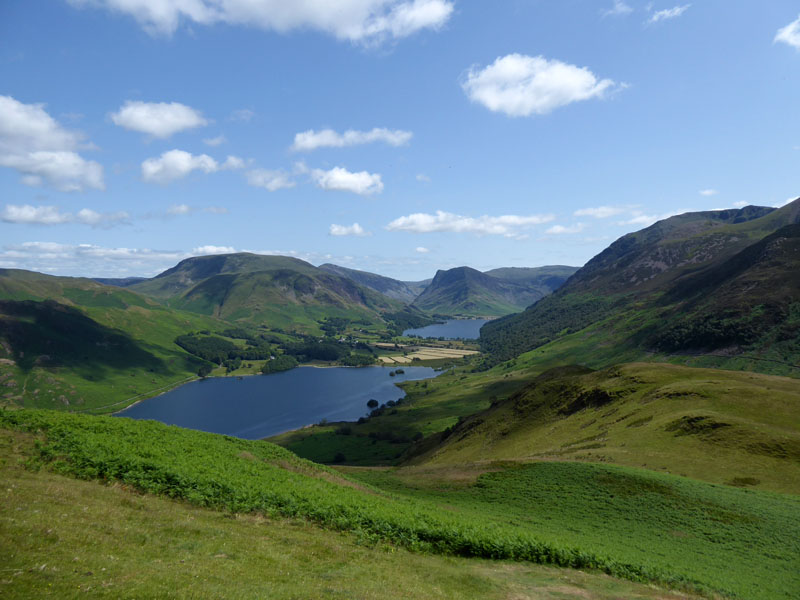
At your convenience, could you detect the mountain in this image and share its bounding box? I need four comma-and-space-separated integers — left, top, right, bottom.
92, 276, 148, 287
319, 263, 420, 304
128, 253, 406, 332
481, 200, 800, 369
411, 265, 577, 317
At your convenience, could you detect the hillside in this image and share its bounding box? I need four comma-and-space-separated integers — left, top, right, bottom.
127, 253, 406, 332
3, 408, 798, 599
411, 265, 575, 317
481, 200, 800, 368
0, 269, 223, 411
405, 362, 800, 493
319, 263, 421, 303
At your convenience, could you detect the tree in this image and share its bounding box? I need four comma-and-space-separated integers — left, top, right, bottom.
197, 364, 212, 378
367, 399, 379, 409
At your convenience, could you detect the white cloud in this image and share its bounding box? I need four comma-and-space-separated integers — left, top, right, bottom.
291, 127, 412, 152
0, 95, 104, 192
699, 189, 719, 196
774, 197, 798, 208
775, 15, 800, 50
167, 204, 192, 215
329, 223, 370, 236
110, 100, 207, 138
246, 168, 295, 191
68, 0, 454, 42
311, 166, 383, 195
203, 135, 226, 146
647, 5, 690, 24
545, 223, 586, 235
386, 210, 555, 236
461, 54, 618, 117
192, 245, 236, 255
416, 173, 431, 182
222, 155, 246, 169
732, 201, 747, 208
603, 1, 632, 17
574, 206, 626, 218
141, 149, 218, 184
617, 209, 683, 227
1, 204, 128, 227
204, 206, 229, 214
415, 246, 430, 253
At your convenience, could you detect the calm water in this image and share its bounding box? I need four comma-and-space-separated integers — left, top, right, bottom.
115, 366, 439, 440
403, 319, 490, 340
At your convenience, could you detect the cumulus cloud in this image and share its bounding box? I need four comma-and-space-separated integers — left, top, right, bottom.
461, 54, 618, 117
222, 155, 247, 169
775, 15, 800, 49
291, 127, 412, 152
192, 245, 236, 255
415, 246, 430, 253
386, 210, 555, 236
1, 204, 128, 227
67, 0, 454, 43
141, 149, 219, 183
603, 1, 632, 17
416, 173, 431, 182
329, 223, 370, 236
167, 204, 192, 215
617, 209, 683, 227
647, 5, 690, 24
0, 95, 104, 192
311, 166, 383, 195
110, 100, 207, 138
246, 168, 295, 191
203, 135, 226, 146
545, 223, 586, 235
699, 189, 718, 196
574, 206, 627, 218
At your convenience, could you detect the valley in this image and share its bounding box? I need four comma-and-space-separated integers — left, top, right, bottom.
1, 201, 799, 599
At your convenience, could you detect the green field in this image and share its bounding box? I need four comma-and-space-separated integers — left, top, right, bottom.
2, 408, 798, 599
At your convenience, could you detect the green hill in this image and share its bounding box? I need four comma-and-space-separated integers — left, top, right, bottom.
406, 362, 800, 493
3, 408, 798, 599
481, 200, 800, 370
0, 269, 224, 411
411, 265, 575, 317
129, 253, 405, 333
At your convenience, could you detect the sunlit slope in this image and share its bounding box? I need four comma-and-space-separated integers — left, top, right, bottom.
0, 269, 223, 411
408, 362, 800, 493
1, 428, 707, 600
3, 408, 799, 599
481, 201, 800, 373
129, 253, 405, 332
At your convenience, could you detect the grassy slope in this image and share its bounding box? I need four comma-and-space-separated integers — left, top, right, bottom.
406, 363, 800, 494
0, 430, 697, 600
3, 409, 798, 599
480, 201, 800, 369
0, 270, 226, 412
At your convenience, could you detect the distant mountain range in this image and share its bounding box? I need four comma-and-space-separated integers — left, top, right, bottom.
481, 199, 800, 373
319, 263, 577, 317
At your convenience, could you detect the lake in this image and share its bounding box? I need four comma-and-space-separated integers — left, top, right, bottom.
403, 319, 490, 340
115, 366, 439, 440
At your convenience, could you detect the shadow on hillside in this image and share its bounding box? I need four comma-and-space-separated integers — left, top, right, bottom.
0, 299, 167, 380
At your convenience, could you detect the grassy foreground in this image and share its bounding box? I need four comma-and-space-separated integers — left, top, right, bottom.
2, 409, 799, 598
0, 429, 700, 600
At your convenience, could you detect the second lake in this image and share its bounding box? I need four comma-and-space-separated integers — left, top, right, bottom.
403, 318, 490, 340
115, 365, 439, 440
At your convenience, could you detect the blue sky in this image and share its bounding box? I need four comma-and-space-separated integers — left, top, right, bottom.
1, 0, 798, 279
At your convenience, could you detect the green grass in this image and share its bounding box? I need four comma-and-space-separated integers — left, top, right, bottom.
0, 429, 701, 600
2, 408, 798, 598
347, 462, 800, 600
408, 362, 800, 494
